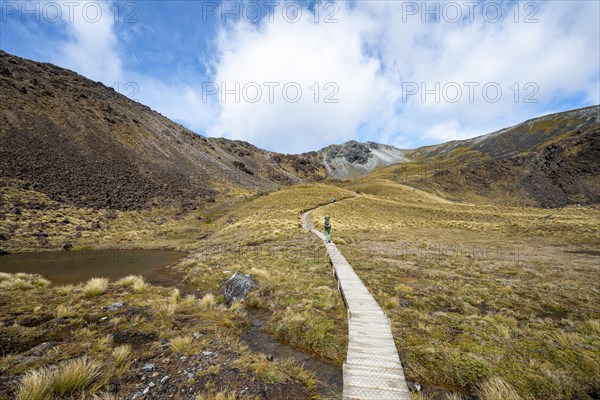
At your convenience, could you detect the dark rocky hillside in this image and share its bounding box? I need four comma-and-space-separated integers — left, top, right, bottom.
0, 51, 326, 211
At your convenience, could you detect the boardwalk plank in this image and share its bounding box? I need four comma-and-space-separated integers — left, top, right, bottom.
304, 218, 411, 400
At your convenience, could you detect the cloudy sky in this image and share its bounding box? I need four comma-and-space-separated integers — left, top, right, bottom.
2, 0, 599, 153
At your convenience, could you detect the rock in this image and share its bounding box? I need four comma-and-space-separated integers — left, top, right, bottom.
201, 351, 213, 356
160, 375, 170, 385
266, 354, 274, 361
407, 381, 422, 392
142, 363, 156, 372
397, 298, 412, 308
0, 232, 9, 241
220, 271, 255, 305
62, 242, 73, 251
75, 225, 87, 231
192, 332, 203, 339
131, 393, 144, 399
10, 207, 21, 215
148, 382, 155, 388
29, 342, 56, 356
142, 386, 150, 394
90, 222, 101, 231
32, 232, 49, 237
179, 356, 188, 362
105, 302, 125, 311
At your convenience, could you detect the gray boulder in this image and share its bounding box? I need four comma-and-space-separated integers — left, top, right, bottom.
220, 271, 255, 305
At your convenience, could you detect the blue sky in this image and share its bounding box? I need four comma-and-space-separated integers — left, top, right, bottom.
1, 0, 599, 153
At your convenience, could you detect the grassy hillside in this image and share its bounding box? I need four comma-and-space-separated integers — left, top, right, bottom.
309, 178, 599, 399
401, 106, 600, 208
1, 175, 599, 399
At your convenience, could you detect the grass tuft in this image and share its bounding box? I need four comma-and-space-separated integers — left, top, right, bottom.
476, 376, 522, 400
116, 275, 147, 292
198, 293, 217, 310
170, 335, 194, 354
16, 357, 102, 400
0, 273, 50, 290
83, 277, 109, 296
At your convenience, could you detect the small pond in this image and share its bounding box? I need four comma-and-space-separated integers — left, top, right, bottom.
0, 249, 187, 286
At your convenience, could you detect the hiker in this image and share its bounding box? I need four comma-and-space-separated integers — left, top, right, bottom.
324, 216, 331, 243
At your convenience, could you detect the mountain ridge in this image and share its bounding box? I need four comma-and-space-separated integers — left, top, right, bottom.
1, 50, 598, 210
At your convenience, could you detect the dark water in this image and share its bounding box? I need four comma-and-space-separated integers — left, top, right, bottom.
0, 249, 187, 286
243, 308, 343, 399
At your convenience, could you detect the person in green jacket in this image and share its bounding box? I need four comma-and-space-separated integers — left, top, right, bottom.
324, 216, 331, 243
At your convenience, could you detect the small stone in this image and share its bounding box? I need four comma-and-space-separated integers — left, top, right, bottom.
160, 375, 170, 385
180, 356, 188, 362
99, 317, 108, 322
202, 351, 213, 356
143, 386, 150, 394
266, 354, 274, 361
397, 298, 412, 308
192, 332, 203, 339
186, 372, 194, 379
90, 222, 101, 231
131, 392, 144, 399
29, 342, 55, 356
62, 242, 73, 251
106, 302, 125, 311
148, 382, 155, 388
142, 363, 156, 372
10, 207, 21, 215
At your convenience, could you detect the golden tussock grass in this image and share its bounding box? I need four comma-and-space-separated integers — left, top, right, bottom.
0, 272, 50, 290
16, 357, 102, 400
83, 277, 109, 296
116, 275, 147, 292
169, 335, 194, 354
477, 376, 522, 400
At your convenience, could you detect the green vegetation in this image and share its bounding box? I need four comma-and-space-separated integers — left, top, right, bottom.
2, 173, 598, 399
309, 179, 600, 399
0, 272, 317, 399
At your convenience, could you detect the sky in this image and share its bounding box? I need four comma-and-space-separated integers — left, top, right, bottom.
1, 0, 599, 153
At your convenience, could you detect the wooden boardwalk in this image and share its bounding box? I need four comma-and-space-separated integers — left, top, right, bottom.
302, 212, 411, 400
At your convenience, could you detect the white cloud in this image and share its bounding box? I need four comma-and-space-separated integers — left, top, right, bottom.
52, 0, 122, 84
132, 77, 219, 134
205, 3, 395, 153
204, 0, 599, 152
